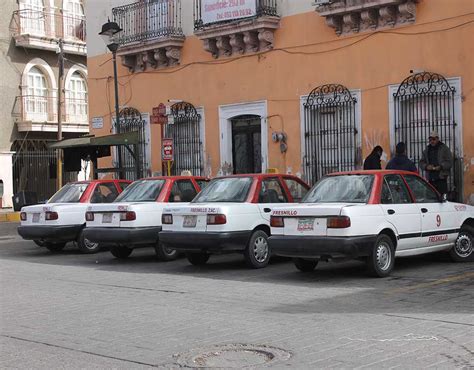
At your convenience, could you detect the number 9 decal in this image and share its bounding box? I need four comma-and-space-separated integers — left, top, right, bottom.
436, 214, 441, 227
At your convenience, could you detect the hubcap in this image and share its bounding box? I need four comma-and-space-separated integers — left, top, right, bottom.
376, 242, 391, 271
253, 236, 268, 263
455, 233, 473, 258
164, 246, 176, 255
84, 238, 98, 250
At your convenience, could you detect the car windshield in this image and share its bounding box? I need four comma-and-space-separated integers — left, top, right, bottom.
114, 179, 165, 202
303, 175, 374, 203
192, 177, 253, 203
48, 183, 89, 203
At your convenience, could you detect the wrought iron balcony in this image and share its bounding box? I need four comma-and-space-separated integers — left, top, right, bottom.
314, 0, 418, 35
112, 0, 185, 72
10, 9, 86, 55
193, 0, 280, 59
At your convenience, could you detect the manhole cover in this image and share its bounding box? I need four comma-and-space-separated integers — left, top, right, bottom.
174, 344, 291, 368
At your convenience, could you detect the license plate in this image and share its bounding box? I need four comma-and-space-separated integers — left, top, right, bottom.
102, 213, 113, 223
183, 215, 197, 228
32, 213, 40, 223
297, 218, 314, 232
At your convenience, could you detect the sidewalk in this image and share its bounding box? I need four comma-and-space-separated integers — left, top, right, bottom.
0, 209, 20, 222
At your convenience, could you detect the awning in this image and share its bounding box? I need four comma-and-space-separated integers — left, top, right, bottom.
48, 131, 140, 149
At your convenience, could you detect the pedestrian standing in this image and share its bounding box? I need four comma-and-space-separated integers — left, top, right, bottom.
386, 142, 417, 172
363, 145, 383, 170
419, 131, 453, 194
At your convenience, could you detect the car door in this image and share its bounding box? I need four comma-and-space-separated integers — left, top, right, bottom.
379, 174, 422, 251
257, 177, 289, 222
404, 174, 458, 247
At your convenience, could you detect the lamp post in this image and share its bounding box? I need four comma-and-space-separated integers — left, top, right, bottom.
99, 19, 124, 178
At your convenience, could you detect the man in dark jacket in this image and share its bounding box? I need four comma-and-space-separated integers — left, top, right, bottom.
419, 131, 453, 194
386, 142, 417, 172
363, 145, 383, 170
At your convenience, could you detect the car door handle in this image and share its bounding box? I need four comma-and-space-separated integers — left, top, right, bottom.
263, 208, 271, 213
387, 209, 395, 215
421, 208, 428, 213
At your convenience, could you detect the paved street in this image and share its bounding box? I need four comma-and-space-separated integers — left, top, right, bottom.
0, 222, 473, 368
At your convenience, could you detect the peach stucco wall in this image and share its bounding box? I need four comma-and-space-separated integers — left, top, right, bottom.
87, 0, 474, 203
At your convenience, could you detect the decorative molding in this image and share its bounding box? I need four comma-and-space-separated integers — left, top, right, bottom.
315, 0, 418, 35
195, 16, 280, 59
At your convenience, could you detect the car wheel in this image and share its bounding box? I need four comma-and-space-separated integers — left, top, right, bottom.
110, 246, 133, 259
293, 258, 318, 272
77, 230, 101, 254
45, 242, 66, 252
154, 242, 179, 261
367, 234, 395, 278
244, 230, 270, 269
186, 252, 210, 266
449, 225, 474, 262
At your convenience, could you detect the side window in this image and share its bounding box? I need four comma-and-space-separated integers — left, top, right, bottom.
90, 183, 119, 203
168, 180, 197, 202
259, 178, 288, 203
284, 178, 308, 202
404, 175, 439, 203
118, 182, 129, 192
383, 175, 411, 204
196, 179, 209, 190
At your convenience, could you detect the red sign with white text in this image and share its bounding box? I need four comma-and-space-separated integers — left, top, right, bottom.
162, 138, 174, 161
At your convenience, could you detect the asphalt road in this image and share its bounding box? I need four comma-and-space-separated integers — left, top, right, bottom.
0, 222, 473, 368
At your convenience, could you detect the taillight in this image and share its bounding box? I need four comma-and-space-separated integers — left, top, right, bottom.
20, 212, 27, 221
45, 211, 58, 221
270, 216, 284, 227
85, 212, 94, 221
207, 214, 226, 225
327, 216, 351, 228
120, 211, 136, 221
162, 214, 173, 224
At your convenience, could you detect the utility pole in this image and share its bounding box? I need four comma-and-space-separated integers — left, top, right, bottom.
56, 38, 64, 190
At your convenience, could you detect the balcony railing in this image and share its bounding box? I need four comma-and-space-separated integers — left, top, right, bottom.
194, 0, 278, 30
112, 0, 183, 46
11, 9, 86, 43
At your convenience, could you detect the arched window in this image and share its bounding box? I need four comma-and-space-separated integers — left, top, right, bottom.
63, 0, 85, 41
21, 0, 45, 35
66, 71, 88, 123
25, 66, 48, 121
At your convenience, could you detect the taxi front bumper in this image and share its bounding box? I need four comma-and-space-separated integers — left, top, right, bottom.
269, 235, 377, 259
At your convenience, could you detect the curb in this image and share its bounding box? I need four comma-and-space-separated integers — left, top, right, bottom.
0, 212, 21, 222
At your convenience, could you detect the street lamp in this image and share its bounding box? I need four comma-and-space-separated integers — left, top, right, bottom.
99, 19, 124, 178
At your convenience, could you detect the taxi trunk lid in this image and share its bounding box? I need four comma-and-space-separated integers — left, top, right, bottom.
163, 204, 223, 232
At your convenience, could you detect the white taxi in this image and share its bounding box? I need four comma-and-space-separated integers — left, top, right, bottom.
83, 176, 208, 260
159, 174, 310, 268
269, 170, 474, 277
17, 180, 130, 253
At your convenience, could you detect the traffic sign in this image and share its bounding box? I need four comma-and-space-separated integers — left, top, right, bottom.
162, 138, 174, 161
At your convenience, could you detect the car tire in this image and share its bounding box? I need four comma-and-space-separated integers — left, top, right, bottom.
110, 246, 133, 259
186, 252, 210, 266
44, 242, 66, 252
244, 230, 270, 269
367, 234, 395, 278
33, 240, 45, 247
449, 225, 474, 262
154, 242, 179, 261
77, 230, 101, 254
293, 258, 318, 272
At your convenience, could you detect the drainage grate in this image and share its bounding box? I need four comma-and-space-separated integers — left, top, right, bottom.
174, 344, 292, 368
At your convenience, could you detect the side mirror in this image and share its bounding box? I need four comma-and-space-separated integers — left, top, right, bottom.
441, 193, 448, 203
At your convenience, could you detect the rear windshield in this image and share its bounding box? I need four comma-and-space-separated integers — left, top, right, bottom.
48, 183, 89, 203
114, 179, 165, 202
303, 175, 374, 203
192, 177, 253, 203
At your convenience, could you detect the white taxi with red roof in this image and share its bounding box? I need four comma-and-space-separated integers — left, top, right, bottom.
17, 180, 130, 253
159, 174, 310, 268
269, 170, 474, 277
83, 176, 208, 260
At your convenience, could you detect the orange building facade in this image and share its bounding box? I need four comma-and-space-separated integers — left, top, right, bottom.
86, 0, 474, 203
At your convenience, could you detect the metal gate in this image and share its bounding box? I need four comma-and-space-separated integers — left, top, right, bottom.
114, 107, 147, 180
303, 84, 358, 185
164, 101, 203, 176
393, 72, 460, 200
12, 140, 77, 202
